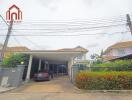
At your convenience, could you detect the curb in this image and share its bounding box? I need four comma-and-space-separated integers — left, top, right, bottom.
0, 87, 16, 94
73, 86, 132, 93
80, 90, 132, 93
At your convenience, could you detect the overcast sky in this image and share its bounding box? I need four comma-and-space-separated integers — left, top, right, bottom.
0, 0, 132, 59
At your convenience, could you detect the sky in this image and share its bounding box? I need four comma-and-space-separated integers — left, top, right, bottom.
0, 0, 132, 59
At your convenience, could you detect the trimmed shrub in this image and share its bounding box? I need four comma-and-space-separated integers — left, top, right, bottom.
76, 71, 132, 90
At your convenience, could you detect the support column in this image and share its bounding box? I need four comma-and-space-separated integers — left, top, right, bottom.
26, 55, 33, 82
38, 59, 41, 71
68, 58, 74, 78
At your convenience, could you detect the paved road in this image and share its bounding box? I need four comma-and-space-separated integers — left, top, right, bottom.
0, 76, 132, 100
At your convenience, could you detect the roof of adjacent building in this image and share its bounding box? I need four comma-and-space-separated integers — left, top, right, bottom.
0, 46, 30, 51
104, 41, 132, 53
6, 46, 30, 52
102, 55, 118, 61
58, 46, 88, 53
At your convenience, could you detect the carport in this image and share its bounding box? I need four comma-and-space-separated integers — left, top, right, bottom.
18, 47, 87, 81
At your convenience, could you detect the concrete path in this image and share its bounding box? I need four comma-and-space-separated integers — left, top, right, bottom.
0, 76, 132, 100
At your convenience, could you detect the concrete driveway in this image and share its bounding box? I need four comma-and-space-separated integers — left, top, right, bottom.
12, 76, 77, 93
0, 76, 132, 100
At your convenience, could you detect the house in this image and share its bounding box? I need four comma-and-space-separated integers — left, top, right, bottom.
58, 46, 87, 61
4, 46, 30, 58
0, 45, 30, 59
0, 45, 88, 81
15, 46, 88, 81
103, 41, 132, 61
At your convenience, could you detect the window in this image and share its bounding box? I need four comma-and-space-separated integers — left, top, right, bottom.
75, 55, 83, 60
117, 48, 125, 56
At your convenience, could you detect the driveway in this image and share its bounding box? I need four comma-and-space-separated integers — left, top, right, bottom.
0, 76, 132, 100
12, 76, 77, 93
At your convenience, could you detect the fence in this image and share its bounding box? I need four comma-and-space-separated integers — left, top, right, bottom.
71, 64, 86, 83
0, 65, 25, 87
86, 66, 132, 71
70, 64, 132, 83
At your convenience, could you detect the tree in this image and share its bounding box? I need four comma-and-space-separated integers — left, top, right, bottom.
2, 53, 28, 68
91, 53, 103, 64
91, 53, 100, 60
100, 49, 104, 57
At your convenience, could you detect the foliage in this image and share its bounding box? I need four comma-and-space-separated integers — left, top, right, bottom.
76, 71, 132, 90
94, 60, 132, 67
91, 53, 100, 60
2, 53, 28, 68
90, 53, 103, 64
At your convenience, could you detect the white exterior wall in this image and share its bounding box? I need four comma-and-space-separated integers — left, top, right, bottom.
112, 49, 119, 56
125, 48, 132, 55
106, 50, 113, 56
107, 47, 132, 57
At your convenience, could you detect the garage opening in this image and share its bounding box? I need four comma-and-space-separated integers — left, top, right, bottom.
49, 64, 68, 76
29, 56, 68, 79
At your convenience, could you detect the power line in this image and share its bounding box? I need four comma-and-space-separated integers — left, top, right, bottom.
12, 36, 23, 46
0, 15, 9, 26
0, 31, 129, 36
10, 23, 127, 34
0, 15, 126, 27
0, 23, 126, 31
22, 36, 44, 49
13, 19, 126, 27
17, 20, 125, 25
22, 14, 126, 23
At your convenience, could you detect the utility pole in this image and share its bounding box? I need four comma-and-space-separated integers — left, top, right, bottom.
126, 14, 132, 35
0, 20, 13, 64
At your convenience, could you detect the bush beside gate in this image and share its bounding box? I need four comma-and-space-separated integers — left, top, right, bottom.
76, 71, 132, 90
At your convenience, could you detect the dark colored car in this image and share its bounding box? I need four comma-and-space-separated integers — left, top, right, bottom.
34, 70, 53, 81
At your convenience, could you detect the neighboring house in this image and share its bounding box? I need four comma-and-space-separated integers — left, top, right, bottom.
4, 46, 30, 58
0, 45, 30, 59
58, 46, 87, 62
58, 46, 88, 65
103, 41, 132, 61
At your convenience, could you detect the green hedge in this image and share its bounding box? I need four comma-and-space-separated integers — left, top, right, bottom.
76, 71, 132, 90
94, 60, 132, 68
91, 60, 132, 71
